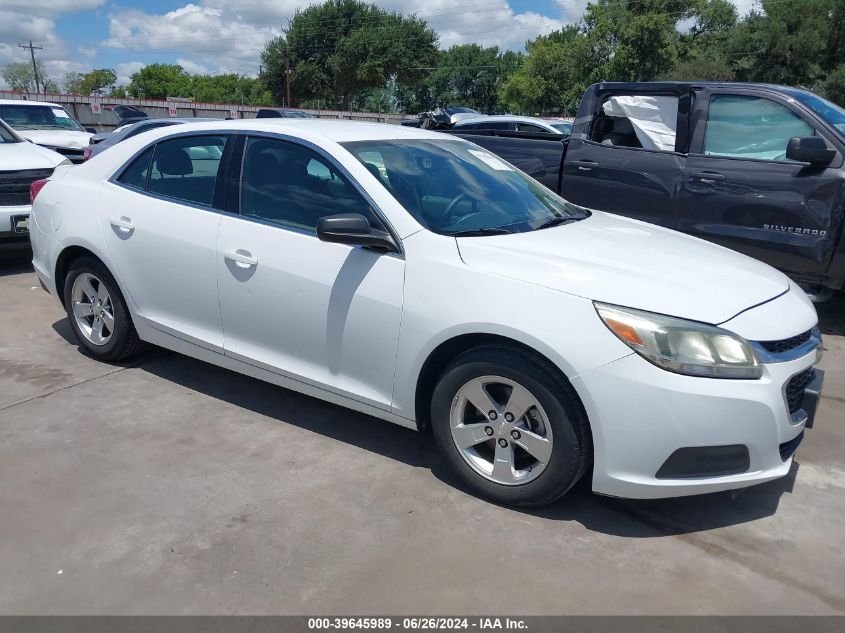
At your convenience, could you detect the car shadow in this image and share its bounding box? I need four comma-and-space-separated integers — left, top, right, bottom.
117, 343, 797, 538
0, 256, 33, 277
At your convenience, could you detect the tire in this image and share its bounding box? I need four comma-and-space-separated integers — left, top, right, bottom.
430, 344, 591, 507
63, 256, 146, 362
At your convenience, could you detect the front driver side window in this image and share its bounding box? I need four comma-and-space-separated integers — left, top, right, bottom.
704, 95, 815, 161
240, 136, 378, 232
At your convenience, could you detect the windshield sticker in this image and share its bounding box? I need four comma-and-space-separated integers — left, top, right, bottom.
51, 109, 70, 118
468, 149, 512, 171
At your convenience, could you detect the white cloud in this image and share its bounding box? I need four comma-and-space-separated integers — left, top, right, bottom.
0, 0, 105, 14
0, 1, 105, 89
177, 57, 211, 75
102, 3, 280, 75
115, 61, 146, 86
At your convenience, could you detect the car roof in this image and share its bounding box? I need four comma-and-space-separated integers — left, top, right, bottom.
454, 115, 565, 132
129, 118, 454, 144
590, 81, 804, 92
0, 99, 64, 107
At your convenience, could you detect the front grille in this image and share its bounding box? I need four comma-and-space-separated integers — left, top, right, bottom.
44, 146, 85, 164
760, 330, 813, 354
785, 368, 815, 414
779, 431, 804, 461
0, 168, 54, 207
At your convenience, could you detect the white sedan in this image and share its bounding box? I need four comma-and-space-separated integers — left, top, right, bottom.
29, 120, 823, 506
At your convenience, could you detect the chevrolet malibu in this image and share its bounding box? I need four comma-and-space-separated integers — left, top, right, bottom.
28, 120, 824, 506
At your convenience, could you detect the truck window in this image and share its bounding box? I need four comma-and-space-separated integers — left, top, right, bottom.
704, 95, 815, 161
591, 95, 678, 151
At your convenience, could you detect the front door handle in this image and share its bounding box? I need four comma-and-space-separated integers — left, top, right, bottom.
573, 160, 599, 171
224, 249, 258, 267
688, 171, 726, 183
110, 216, 135, 231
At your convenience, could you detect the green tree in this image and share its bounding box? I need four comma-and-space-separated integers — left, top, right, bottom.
726, 0, 837, 87
2, 60, 56, 93
823, 65, 845, 106
667, 0, 738, 80
584, 0, 697, 82
261, 0, 438, 109
64, 68, 118, 95
126, 64, 192, 99
499, 26, 593, 115
427, 44, 521, 113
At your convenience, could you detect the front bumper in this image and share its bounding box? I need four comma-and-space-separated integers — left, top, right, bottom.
573, 346, 821, 499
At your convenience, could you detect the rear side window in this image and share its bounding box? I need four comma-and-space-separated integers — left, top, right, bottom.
147, 135, 226, 206
704, 95, 815, 161
591, 95, 678, 151
516, 123, 547, 133
117, 147, 153, 190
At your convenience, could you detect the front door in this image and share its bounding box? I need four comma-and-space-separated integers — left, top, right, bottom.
99, 134, 230, 349
216, 135, 404, 409
679, 89, 844, 278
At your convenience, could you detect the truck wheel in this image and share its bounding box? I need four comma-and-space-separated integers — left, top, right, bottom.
430, 345, 591, 507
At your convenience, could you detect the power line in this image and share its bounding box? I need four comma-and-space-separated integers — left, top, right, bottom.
18, 41, 43, 94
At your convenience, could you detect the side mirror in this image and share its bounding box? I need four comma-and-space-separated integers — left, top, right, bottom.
786, 137, 835, 166
316, 213, 398, 252
84, 127, 97, 134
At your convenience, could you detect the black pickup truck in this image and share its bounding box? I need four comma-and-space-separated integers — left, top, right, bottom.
448, 82, 845, 298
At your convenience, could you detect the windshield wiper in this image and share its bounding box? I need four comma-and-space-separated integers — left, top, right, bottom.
532, 215, 586, 231
449, 227, 514, 237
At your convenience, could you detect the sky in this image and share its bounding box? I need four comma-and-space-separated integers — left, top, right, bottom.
0, 0, 759, 89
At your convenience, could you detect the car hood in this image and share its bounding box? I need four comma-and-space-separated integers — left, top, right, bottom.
16, 129, 92, 150
456, 211, 790, 325
0, 141, 66, 170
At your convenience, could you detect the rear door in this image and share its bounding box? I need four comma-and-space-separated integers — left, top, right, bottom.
562, 90, 688, 228
99, 133, 230, 350
679, 87, 844, 278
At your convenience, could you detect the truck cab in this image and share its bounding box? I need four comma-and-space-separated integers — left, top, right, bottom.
562, 82, 845, 296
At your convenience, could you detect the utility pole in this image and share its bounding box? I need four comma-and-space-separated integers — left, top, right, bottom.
18, 41, 43, 94
285, 57, 292, 107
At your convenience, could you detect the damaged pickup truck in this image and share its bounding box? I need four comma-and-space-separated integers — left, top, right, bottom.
450, 82, 845, 299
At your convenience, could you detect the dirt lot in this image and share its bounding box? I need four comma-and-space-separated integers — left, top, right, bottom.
0, 255, 843, 615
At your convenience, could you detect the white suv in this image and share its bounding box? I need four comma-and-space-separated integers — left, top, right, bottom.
0, 119, 67, 252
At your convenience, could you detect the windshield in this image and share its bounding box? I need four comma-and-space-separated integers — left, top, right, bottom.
550, 121, 572, 134
0, 104, 85, 132
341, 139, 587, 236
786, 89, 845, 136
0, 121, 21, 143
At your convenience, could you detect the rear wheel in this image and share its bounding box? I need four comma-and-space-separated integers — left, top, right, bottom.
63, 257, 145, 362
431, 345, 591, 507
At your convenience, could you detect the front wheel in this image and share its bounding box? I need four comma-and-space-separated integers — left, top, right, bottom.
430, 345, 591, 507
63, 257, 146, 362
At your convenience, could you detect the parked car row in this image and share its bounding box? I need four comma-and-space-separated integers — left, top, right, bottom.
0, 100, 319, 251
27, 116, 823, 507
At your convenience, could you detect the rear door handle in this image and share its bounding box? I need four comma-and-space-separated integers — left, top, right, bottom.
573, 160, 599, 171
224, 249, 258, 267
109, 216, 135, 231
688, 171, 726, 183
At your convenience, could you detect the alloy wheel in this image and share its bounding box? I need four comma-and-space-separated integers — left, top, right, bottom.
71, 272, 115, 346
449, 375, 553, 485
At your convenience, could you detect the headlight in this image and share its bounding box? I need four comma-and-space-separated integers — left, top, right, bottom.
595, 302, 762, 379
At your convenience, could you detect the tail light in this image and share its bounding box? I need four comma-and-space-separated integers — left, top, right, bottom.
30, 179, 49, 203
82, 147, 93, 161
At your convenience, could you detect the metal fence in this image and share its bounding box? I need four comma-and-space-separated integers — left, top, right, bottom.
0, 90, 406, 132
